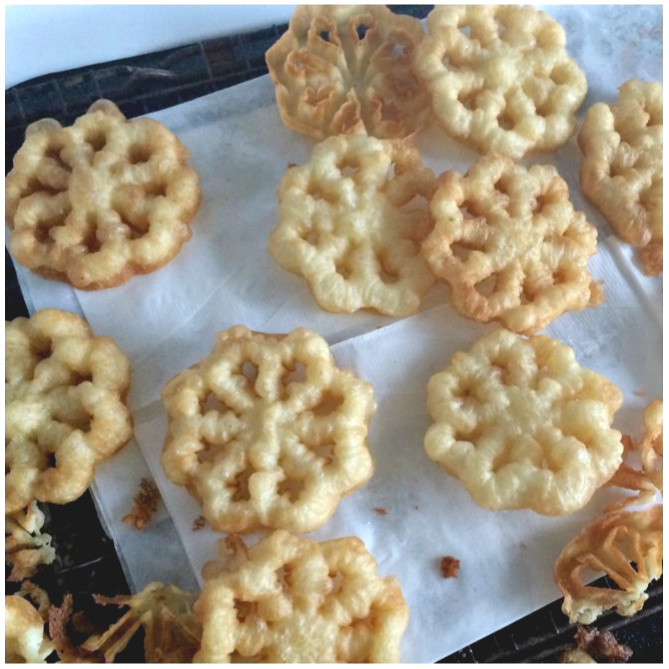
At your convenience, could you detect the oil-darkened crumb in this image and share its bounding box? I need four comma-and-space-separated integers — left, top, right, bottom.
192, 516, 206, 531
574, 625, 633, 663
635, 390, 647, 397
440, 556, 461, 579
122, 478, 160, 531
374, 507, 388, 516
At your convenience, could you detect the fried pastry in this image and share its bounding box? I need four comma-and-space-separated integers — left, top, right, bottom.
414, 5, 587, 159
554, 504, 662, 624
579, 80, 662, 275
269, 134, 436, 316
5, 502, 56, 582
265, 5, 431, 139
195, 531, 409, 662
5, 308, 133, 513
425, 328, 623, 515
422, 153, 602, 334
6, 99, 201, 289
5, 595, 54, 663
161, 326, 376, 533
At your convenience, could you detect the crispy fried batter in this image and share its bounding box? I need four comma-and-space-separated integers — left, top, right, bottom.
161, 326, 376, 533
195, 530, 409, 662
425, 329, 623, 515
269, 134, 436, 316
440, 556, 460, 579
265, 5, 431, 139
554, 504, 662, 624
573, 625, 633, 663
5, 309, 133, 513
6, 594, 54, 663
122, 477, 161, 531
608, 399, 662, 497
5, 501, 56, 582
414, 5, 587, 159
6, 99, 201, 289
82, 583, 201, 663
579, 80, 662, 275
422, 154, 601, 334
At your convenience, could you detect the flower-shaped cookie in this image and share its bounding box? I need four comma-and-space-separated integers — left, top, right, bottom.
269, 134, 436, 316
6, 100, 201, 289
414, 5, 587, 159
5, 309, 133, 513
579, 80, 662, 275
195, 531, 408, 662
554, 504, 662, 624
265, 5, 431, 139
422, 154, 602, 335
425, 329, 624, 515
161, 326, 376, 533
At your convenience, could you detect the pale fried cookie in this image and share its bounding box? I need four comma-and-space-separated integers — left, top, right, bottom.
269, 134, 436, 316
6, 100, 200, 289
554, 504, 662, 624
161, 326, 376, 533
5, 309, 133, 514
425, 329, 623, 515
195, 531, 409, 663
265, 5, 430, 140
422, 154, 602, 335
414, 5, 587, 159
579, 80, 662, 275
5, 595, 54, 663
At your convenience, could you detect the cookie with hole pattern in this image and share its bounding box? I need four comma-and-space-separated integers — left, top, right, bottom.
161, 325, 376, 534
424, 328, 624, 515
195, 530, 408, 662
422, 153, 602, 335
268, 134, 436, 316
5, 308, 133, 513
5, 99, 201, 290
579, 80, 662, 275
265, 4, 431, 140
413, 5, 587, 159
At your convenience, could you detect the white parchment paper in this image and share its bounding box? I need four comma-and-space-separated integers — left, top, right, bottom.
8, 5, 662, 663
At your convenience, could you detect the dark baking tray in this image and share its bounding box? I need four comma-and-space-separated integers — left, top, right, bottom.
5, 5, 662, 662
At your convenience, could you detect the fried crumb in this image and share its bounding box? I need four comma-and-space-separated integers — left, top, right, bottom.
374, 507, 388, 516
558, 648, 596, 663
287, 162, 297, 169
192, 516, 206, 531
574, 625, 633, 663
440, 556, 461, 579
635, 390, 647, 397
122, 478, 160, 531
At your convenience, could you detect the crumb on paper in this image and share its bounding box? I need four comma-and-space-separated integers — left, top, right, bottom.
440, 556, 461, 579
287, 162, 297, 169
192, 516, 206, 531
374, 507, 388, 516
574, 625, 633, 663
122, 478, 160, 531
635, 390, 647, 397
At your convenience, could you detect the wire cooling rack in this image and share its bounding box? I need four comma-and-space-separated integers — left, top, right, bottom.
5, 5, 662, 662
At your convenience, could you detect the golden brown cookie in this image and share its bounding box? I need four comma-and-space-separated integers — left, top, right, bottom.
6, 100, 200, 289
